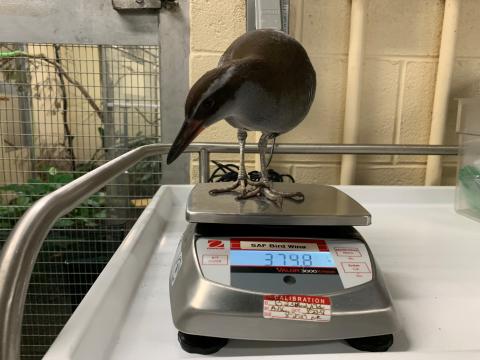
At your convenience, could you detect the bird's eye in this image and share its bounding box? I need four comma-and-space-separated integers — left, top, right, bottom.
202, 98, 215, 109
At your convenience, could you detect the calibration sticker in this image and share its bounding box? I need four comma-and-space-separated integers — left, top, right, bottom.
263, 295, 331, 322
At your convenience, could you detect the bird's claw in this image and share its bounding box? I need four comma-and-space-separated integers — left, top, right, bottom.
264, 185, 305, 203
235, 186, 262, 200
229, 181, 305, 206
209, 176, 256, 196
209, 181, 240, 195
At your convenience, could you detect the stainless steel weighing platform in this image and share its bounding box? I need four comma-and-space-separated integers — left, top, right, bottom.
169, 184, 398, 354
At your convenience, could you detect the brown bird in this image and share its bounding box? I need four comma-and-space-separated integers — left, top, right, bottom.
167, 29, 316, 205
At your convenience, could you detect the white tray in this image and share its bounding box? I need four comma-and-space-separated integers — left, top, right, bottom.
44, 185, 480, 360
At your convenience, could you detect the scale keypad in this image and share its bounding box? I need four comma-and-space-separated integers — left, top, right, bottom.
196, 237, 373, 294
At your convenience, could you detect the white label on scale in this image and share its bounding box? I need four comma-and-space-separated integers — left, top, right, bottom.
196, 237, 231, 286
230, 238, 328, 252
326, 240, 373, 288
263, 295, 331, 322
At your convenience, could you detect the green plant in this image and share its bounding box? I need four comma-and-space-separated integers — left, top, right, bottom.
0, 167, 106, 229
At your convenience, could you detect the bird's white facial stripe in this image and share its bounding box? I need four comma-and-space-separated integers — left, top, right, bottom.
194, 66, 236, 115
207, 66, 236, 96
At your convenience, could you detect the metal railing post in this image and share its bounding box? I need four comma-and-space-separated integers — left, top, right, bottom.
199, 148, 210, 183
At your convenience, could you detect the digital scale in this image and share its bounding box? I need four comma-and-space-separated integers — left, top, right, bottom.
169, 183, 398, 354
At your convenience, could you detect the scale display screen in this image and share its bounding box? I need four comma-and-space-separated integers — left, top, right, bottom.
230, 250, 336, 268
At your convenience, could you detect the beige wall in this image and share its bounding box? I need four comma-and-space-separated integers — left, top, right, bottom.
189, 0, 254, 180
189, 0, 480, 185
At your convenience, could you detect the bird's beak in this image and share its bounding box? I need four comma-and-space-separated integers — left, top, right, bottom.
167, 119, 205, 164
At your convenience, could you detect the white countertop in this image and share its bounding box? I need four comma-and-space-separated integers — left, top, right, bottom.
44, 185, 480, 359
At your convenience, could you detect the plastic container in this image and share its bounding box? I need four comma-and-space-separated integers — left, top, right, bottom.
455, 98, 480, 222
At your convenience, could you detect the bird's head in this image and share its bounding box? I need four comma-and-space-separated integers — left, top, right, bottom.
167, 64, 240, 164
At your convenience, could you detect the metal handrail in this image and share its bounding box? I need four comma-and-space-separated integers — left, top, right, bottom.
0, 142, 458, 360
192, 143, 459, 182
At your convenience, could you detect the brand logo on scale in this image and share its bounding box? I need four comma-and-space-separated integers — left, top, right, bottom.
207, 240, 225, 249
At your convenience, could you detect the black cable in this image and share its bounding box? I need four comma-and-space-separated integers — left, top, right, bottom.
208, 160, 239, 182
208, 160, 295, 183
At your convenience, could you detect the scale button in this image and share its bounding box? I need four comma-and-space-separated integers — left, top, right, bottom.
334, 247, 362, 257
340, 262, 371, 273
202, 255, 228, 265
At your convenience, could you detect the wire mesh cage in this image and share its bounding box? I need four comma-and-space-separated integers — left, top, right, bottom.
0, 43, 161, 359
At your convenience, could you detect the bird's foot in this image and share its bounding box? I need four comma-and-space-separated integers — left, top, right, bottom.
208, 176, 257, 197
209, 178, 304, 206
236, 181, 304, 207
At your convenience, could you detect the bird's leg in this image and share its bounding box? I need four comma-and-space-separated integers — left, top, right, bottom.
237, 129, 250, 190
209, 129, 254, 196
240, 133, 304, 206
258, 133, 271, 184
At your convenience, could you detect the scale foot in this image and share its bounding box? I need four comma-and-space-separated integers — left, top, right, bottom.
345, 334, 394, 352
178, 331, 228, 354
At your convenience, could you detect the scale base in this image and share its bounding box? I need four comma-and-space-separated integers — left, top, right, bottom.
177, 331, 394, 354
